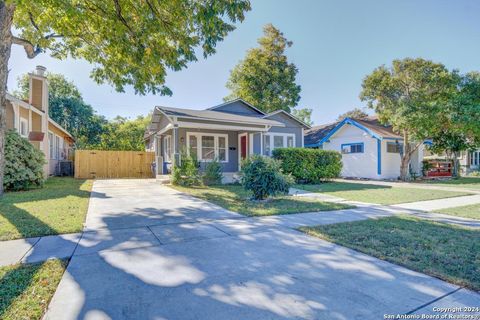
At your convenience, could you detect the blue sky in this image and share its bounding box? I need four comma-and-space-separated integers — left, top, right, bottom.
7, 0, 480, 124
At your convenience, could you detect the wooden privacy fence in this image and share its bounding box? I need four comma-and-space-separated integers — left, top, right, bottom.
75, 150, 155, 179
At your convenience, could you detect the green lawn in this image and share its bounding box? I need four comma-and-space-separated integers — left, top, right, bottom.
0, 259, 67, 320
423, 177, 480, 190
438, 203, 480, 220
170, 184, 354, 216
0, 177, 93, 241
300, 215, 480, 291
296, 182, 470, 205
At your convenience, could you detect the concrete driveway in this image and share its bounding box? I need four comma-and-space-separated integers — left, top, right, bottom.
44, 179, 480, 320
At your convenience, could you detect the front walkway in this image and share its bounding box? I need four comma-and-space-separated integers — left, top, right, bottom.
29, 179, 478, 319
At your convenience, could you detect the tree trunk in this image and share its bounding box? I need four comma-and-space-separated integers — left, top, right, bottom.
399, 130, 411, 181
400, 153, 411, 181
452, 151, 460, 178
0, 2, 15, 196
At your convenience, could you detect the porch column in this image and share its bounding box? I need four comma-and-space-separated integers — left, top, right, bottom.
154, 135, 163, 175
173, 125, 180, 166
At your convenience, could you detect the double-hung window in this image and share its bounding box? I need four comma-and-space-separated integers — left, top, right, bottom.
263, 133, 295, 156
341, 143, 364, 154
19, 118, 28, 137
48, 132, 54, 159
187, 133, 228, 162
163, 135, 172, 162
55, 136, 61, 160
387, 142, 403, 154
471, 151, 480, 167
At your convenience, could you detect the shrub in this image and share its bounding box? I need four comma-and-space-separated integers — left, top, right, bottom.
202, 158, 223, 185
272, 148, 342, 183
4, 130, 46, 191
171, 150, 202, 186
421, 160, 434, 177
241, 155, 294, 200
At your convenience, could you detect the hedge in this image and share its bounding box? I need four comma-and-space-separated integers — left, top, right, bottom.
4, 130, 46, 191
272, 148, 342, 183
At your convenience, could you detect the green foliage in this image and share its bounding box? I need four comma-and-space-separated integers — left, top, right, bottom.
468, 171, 480, 177
291, 108, 313, 126
172, 150, 201, 187
15, 73, 107, 149
13, 0, 251, 95
202, 159, 223, 186
240, 155, 293, 200
272, 148, 342, 183
361, 58, 457, 142
94, 115, 149, 151
336, 108, 369, 121
421, 160, 434, 177
360, 58, 459, 180
4, 130, 45, 191
225, 24, 301, 113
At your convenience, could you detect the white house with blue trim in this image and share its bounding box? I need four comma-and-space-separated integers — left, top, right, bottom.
305, 117, 424, 180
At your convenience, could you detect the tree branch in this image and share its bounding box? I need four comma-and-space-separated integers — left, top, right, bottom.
113, 0, 134, 36
12, 36, 42, 58
28, 12, 40, 31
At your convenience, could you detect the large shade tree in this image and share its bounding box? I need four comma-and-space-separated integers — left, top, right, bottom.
336, 108, 369, 121
360, 58, 458, 181
224, 23, 301, 113
429, 72, 480, 177
0, 0, 251, 195
94, 115, 151, 151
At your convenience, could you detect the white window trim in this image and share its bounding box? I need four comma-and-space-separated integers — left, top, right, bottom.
48, 131, 54, 159
263, 133, 296, 156
187, 132, 229, 163
19, 117, 28, 137
163, 135, 172, 162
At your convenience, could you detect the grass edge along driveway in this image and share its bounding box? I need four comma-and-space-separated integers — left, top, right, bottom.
0, 259, 67, 320
0, 177, 93, 241
169, 184, 354, 216
300, 215, 480, 292
437, 203, 480, 220
296, 182, 471, 205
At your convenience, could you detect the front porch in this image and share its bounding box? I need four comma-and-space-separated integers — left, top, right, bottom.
150, 121, 271, 182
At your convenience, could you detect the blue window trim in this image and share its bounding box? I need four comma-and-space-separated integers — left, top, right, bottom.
377, 139, 382, 175
341, 142, 364, 154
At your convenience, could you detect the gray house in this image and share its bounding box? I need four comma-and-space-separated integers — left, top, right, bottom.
145, 99, 310, 182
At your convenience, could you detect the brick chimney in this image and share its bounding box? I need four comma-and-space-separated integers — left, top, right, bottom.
29, 65, 49, 113
28, 66, 50, 177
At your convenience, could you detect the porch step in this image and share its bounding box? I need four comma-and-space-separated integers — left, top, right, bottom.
156, 175, 171, 185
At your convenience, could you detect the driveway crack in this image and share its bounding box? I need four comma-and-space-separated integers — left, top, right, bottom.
405, 287, 463, 315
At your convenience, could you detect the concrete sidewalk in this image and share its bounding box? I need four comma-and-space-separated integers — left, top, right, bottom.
392, 194, 480, 211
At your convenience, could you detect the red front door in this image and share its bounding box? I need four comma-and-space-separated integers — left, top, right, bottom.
240, 135, 247, 160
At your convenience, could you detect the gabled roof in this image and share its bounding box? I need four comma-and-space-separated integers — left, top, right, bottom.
156, 106, 284, 127
6, 93, 73, 140
263, 110, 311, 129
207, 98, 266, 115
304, 122, 339, 147
304, 116, 401, 147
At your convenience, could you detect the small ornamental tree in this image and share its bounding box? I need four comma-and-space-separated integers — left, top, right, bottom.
240, 155, 293, 200
202, 158, 223, 186
171, 150, 201, 187
4, 130, 45, 191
